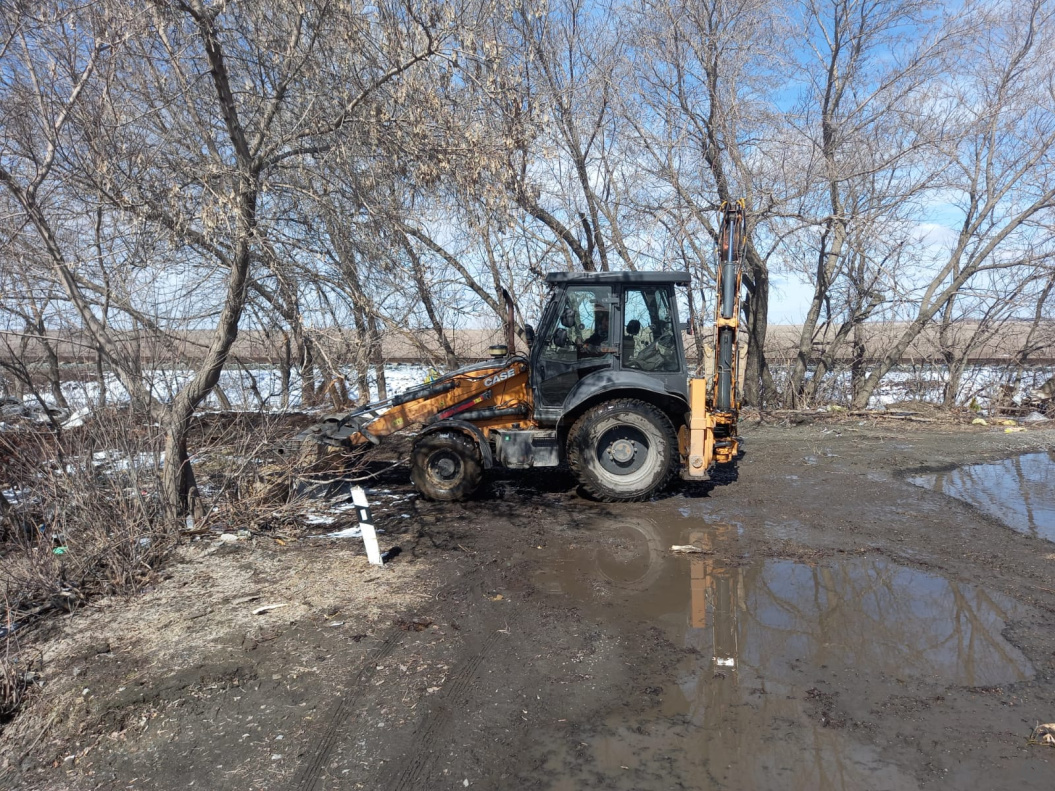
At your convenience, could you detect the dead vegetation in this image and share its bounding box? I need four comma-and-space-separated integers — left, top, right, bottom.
0, 509, 429, 781
0, 406, 355, 731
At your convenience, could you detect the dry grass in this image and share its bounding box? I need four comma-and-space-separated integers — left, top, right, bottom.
0, 406, 336, 732
0, 630, 35, 729
0, 412, 171, 736
0, 535, 429, 775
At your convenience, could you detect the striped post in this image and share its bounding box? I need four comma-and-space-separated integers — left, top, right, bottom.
351, 486, 383, 565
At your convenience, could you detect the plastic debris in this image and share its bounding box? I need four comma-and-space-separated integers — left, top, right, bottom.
997, 419, 1018, 426
325, 526, 363, 539
62, 407, 91, 429
0, 399, 69, 424
53, 546, 68, 555
1023, 411, 1050, 423
971, 418, 988, 426
1005, 426, 1026, 433
1028, 723, 1055, 746
252, 604, 287, 615
670, 545, 713, 554
1029, 377, 1055, 401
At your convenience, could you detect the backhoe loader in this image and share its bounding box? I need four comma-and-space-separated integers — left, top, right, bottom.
291, 202, 746, 501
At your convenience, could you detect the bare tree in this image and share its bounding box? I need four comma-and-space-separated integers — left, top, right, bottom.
1, 0, 461, 516
781, 0, 949, 406
849, 0, 1055, 408
628, 0, 782, 405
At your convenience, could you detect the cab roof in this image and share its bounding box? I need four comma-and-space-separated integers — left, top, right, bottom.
544, 271, 691, 286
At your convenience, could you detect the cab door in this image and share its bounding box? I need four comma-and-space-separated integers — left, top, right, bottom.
532, 285, 618, 420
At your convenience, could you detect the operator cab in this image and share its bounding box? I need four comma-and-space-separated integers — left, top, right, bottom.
531, 271, 692, 426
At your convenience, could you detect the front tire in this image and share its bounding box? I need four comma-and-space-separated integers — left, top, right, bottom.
567, 399, 677, 502
411, 431, 483, 501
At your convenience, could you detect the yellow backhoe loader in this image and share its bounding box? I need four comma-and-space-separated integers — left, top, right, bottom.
291, 203, 746, 501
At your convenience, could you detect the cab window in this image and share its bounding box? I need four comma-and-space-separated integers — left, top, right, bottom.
622, 286, 679, 372
542, 286, 613, 361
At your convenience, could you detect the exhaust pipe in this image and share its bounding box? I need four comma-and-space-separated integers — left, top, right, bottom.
501, 287, 516, 354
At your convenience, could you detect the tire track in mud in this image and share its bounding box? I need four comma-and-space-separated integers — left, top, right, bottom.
386, 628, 502, 791
292, 630, 402, 791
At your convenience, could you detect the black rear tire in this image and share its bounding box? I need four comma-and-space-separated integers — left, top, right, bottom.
411, 431, 483, 501
567, 399, 677, 502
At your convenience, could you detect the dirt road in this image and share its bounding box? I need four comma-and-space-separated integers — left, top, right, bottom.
3, 419, 1055, 789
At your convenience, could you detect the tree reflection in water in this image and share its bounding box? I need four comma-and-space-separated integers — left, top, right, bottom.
538, 515, 1033, 790
910, 452, 1055, 541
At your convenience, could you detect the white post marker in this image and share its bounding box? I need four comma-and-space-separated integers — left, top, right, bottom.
351, 486, 383, 566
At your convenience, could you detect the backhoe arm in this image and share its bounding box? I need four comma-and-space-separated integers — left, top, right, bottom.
683, 201, 744, 477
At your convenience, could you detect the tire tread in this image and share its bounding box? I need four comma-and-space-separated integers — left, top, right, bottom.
411, 430, 483, 501
567, 398, 677, 502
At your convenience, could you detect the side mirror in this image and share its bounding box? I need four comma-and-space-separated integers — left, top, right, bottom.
524, 324, 535, 347
553, 327, 569, 348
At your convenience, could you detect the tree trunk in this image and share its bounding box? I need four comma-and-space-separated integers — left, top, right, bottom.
741, 254, 773, 407
405, 238, 458, 367
161, 169, 257, 518
1012, 274, 1054, 387
685, 281, 707, 377
369, 312, 387, 401
13, 335, 29, 400
280, 330, 291, 410
347, 312, 370, 407
850, 315, 931, 410
944, 359, 967, 408
96, 349, 107, 408
162, 415, 197, 522
803, 318, 856, 404
850, 321, 866, 405
41, 334, 68, 409
212, 384, 232, 410
300, 333, 317, 406
790, 223, 848, 406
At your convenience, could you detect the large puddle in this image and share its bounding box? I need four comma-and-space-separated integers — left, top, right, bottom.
534, 514, 1033, 790
908, 452, 1055, 541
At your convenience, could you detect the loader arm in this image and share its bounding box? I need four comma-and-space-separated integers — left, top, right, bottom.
295, 357, 535, 451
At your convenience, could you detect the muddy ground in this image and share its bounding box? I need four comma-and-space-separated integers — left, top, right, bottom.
2, 417, 1055, 790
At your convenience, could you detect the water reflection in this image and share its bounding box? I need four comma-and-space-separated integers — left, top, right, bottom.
909, 452, 1055, 541
540, 516, 1032, 687
536, 515, 1033, 790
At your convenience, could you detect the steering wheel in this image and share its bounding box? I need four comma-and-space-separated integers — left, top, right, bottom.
633, 329, 675, 370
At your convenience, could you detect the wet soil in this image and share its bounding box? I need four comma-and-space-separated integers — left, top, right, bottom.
3, 418, 1055, 790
